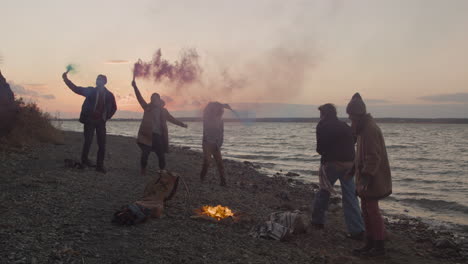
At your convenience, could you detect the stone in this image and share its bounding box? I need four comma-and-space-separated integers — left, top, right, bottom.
434, 238, 457, 249
285, 172, 300, 177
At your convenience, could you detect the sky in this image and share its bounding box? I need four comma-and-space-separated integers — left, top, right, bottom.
1, 0, 468, 118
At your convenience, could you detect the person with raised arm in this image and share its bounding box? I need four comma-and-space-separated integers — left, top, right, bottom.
199, 102, 231, 186
131, 77, 187, 175
62, 70, 117, 173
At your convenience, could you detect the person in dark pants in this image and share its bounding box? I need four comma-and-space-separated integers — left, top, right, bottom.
131, 78, 187, 175
62, 71, 117, 173
199, 102, 231, 186
311, 103, 365, 239
346, 93, 392, 257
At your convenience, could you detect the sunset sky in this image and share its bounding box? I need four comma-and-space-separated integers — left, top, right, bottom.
1, 0, 468, 118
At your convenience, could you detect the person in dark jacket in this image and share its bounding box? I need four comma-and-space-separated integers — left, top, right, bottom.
131, 79, 187, 175
0, 70, 17, 137
62, 71, 117, 173
346, 93, 392, 257
311, 103, 365, 239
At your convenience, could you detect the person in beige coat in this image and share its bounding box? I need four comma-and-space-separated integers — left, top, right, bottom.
132, 79, 187, 175
346, 93, 392, 257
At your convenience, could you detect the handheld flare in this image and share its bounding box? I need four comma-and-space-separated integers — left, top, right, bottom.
65, 64, 77, 74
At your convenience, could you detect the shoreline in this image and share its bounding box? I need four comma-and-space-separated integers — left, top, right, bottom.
0, 131, 466, 263
56, 117, 468, 124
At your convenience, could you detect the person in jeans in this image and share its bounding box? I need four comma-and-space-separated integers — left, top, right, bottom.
346, 93, 392, 257
311, 103, 365, 240
131, 79, 187, 175
62, 71, 117, 173
199, 102, 231, 186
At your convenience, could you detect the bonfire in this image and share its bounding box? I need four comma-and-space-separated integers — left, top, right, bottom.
200, 205, 234, 221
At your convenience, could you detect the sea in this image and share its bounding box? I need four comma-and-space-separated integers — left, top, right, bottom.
56, 120, 468, 233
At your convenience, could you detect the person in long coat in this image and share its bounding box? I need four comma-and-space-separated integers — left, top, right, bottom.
346, 93, 392, 257
132, 79, 187, 175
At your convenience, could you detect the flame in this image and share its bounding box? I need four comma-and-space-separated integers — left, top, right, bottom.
200, 205, 234, 220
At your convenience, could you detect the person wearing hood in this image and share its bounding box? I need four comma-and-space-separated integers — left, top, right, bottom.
62, 71, 117, 173
346, 93, 392, 257
131, 79, 187, 175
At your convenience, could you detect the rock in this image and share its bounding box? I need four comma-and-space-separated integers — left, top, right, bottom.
330, 197, 341, 205
329, 204, 341, 212
434, 238, 457, 249
285, 172, 299, 177
277, 192, 290, 201
310, 183, 319, 189
243, 161, 253, 166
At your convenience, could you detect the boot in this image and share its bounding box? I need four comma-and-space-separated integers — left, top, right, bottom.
353, 237, 373, 256
365, 240, 386, 257
220, 177, 227, 187
96, 166, 107, 174
82, 159, 96, 168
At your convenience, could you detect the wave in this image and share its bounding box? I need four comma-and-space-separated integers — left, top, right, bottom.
386, 144, 414, 149
395, 178, 465, 185
388, 197, 468, 214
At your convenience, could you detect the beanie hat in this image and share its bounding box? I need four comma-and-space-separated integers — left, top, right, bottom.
346, 93, 366, 115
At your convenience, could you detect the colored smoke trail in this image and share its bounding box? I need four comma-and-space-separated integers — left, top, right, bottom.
229, 109, 254, 126
133, 48, 201, 86
66, 64, 77, 74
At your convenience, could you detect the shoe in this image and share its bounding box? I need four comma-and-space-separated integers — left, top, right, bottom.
220, 178, 227, 187
96, 166, 107, 174
311, 223, 325, 230
347, 231, 365, 241
353, 238, 374, 256
82, 159, 96, 168
363, 240, 385, 257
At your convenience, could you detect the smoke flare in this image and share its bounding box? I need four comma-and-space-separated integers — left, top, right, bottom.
66, 64, 77, 74
133, 48, 201, 86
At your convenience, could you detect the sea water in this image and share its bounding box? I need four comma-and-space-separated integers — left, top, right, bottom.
56, 120, 468, 232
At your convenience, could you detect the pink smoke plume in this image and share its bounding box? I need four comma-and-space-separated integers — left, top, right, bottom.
133, 48, 201, 85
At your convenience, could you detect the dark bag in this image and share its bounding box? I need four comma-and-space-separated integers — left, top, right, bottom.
112, 204, 151, 225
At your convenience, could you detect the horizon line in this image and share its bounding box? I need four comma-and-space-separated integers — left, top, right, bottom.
56, 117, 468, 124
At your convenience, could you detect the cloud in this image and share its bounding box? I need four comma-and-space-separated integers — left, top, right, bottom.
104, 60, 130, 65
161, 95, 173, 103
419, 93, 468, 103
9, 82, 55, 100
365, 99, 390, 104
23, 83, 49, 89
115, 93, 136, 106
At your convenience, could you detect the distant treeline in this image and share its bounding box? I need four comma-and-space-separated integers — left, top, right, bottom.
58, 117, 468, 124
